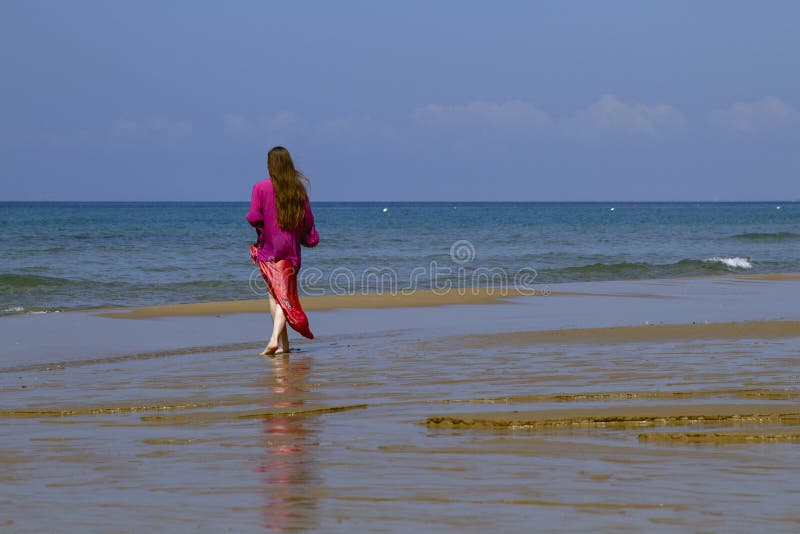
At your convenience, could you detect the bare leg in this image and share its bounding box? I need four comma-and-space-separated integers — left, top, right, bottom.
261, 296, 288, 356
262, 295, 278, 355
279, 325, 290, 354
270, 294, 290, 353
268, 305, 287, 354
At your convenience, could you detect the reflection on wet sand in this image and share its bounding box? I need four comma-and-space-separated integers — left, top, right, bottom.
257, 356, 320, 531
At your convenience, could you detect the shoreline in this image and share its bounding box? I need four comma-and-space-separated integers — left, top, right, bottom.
93, 271, 800, 319
95, 288, 637, 319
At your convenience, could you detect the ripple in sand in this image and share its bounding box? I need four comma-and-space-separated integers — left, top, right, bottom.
425, 404, 800, 430
637, 431, 800, 443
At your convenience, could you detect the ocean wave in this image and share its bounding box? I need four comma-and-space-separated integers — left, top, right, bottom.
0, 273, 69, 288
0, 273, 251, 316
0, 273, 235, 291
702, 257, 752, 269
541, 257, 754, 282
729, 232, 800, 241
0, 306, 62, 317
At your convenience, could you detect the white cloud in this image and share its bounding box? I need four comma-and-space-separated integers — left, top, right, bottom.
562, 95, 686, 136
414, 100, 552, 129
222, 111, 391, 140
710, 96, 797, 133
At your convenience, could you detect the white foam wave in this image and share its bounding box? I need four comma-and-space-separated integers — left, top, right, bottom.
703, 257, 752, 269
1, 307, 62, 315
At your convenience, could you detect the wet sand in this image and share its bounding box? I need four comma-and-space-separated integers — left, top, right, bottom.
435, 320, 800, 348
1, 275, 800, 531
95, 271, 800, 319
95, 287, 662, 319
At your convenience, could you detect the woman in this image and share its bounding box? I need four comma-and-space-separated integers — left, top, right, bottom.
247, 146, 319, 355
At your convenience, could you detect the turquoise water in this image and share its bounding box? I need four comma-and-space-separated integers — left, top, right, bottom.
1, 201, 799, 314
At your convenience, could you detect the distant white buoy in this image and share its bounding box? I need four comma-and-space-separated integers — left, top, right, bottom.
610, 207, 615, 211
776, 206, 781, 210
382, 207, 388, 213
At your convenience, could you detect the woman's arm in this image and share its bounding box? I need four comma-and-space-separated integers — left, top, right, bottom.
246, 183, 263, 228
300, 196, 319, 247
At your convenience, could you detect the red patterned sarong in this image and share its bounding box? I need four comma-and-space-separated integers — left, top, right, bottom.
250, 245, 314, 339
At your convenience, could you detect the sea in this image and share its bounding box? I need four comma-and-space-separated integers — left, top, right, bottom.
1, 201, 799, 315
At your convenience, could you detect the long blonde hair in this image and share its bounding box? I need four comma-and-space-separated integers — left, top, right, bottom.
267, 146, 308, 231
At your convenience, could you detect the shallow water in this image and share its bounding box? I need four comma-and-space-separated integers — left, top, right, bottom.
2, 333, 799, 532
1, 277, 799, 532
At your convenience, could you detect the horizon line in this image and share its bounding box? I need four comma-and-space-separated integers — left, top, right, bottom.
1, 199, 798, 204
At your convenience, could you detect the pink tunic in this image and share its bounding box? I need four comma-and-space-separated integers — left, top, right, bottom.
246, 179, 319, 268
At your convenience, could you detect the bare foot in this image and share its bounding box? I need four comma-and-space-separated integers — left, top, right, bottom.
279, 329, 290, 355
260, 343, 279, 356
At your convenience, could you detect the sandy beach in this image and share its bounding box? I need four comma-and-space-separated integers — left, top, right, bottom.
1, 274, 799, 531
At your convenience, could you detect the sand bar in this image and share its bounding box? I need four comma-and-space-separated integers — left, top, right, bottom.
93, 271, 800, 319
426, 404, 800, 429
95, 287, 666, 319
429, 320, 800, 348
637, 431, 800, 443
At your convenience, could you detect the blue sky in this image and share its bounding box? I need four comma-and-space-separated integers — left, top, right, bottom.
1, 1, 798, 201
